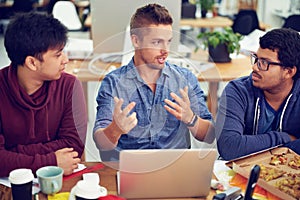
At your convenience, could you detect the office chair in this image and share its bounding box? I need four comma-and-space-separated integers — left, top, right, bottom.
181, 2, 196, 19
232, 9, 260, 35
52, 1, 82, 31
180, 2, 196, 43
282, 15, 300, 32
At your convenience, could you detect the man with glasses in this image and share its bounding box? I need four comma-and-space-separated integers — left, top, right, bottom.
215, 28, 300, 160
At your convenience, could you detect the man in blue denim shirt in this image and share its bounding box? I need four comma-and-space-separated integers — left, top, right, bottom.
93, 3, 214, 161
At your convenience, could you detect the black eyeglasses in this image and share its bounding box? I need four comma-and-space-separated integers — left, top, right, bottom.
250, 53, 284, 71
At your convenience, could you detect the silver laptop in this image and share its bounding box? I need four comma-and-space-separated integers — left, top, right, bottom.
118, 149, 217, 199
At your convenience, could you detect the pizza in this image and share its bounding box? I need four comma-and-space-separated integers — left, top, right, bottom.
269, 153, 288, 166
288, 155, 300, 169
275, 173, 300, 199
235, 149, 300, 199
258, 164, 286, 182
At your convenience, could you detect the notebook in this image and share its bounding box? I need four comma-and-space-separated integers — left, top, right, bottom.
118, 149, 217, 199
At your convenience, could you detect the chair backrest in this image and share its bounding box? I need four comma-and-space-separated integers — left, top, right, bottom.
12, 0, 36, 13
282, 15, 300, 32
232, 9, 260, 35
181, 2, 196, 19
52, 1, 82, 31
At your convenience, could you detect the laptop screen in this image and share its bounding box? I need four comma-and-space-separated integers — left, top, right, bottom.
118, 149, 217, 199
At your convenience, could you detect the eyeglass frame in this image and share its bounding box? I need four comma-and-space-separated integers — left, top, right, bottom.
250, 53, 284, 71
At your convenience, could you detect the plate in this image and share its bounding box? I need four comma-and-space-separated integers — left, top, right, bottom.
69, 185, 107, 200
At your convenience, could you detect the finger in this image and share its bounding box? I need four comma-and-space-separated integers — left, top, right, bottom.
127, 118, 138, 132
113, 96, 119, 103
120, 112, 138, 133
170, 92, 184, 106
180, 87, 189, 103
61, 147, 74, 152
127, 112, 138, 126
164, 105, 181, 119
132, 118, 138, 127
129, 118, 138, 130
184, 86, 188, 93
113, 97, 123, 114
72, 163, 79, 170
164, 99, 181, 111
127, 112, 137, 120
72, 151, 79, 158
122, 102, 136, 116
73, 157, 81, 164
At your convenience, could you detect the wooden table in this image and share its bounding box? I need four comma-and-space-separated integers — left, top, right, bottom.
180, 16, 233, 31
180, 16, 271, 32
85, 16, 233, 32
0, 162, 217, 200
66, 55, 252, 118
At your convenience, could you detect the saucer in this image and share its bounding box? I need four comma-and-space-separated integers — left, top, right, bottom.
69, 185, 108, 200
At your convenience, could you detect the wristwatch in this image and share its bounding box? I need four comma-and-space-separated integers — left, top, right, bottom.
186, 113, 198, 127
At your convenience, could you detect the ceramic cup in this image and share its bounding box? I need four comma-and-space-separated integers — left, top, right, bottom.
36, 166, 64, 195
9, 168, 34, 200
75, 180, 107, 200
82, 173, 100, 185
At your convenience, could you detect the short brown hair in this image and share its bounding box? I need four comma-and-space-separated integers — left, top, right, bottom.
130, 3, 173, 36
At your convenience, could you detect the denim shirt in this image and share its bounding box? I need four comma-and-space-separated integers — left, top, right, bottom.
93, 58, 212, 158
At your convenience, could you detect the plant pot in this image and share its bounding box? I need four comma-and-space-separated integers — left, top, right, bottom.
201, 10, 207, 18
208, 43, 231, 63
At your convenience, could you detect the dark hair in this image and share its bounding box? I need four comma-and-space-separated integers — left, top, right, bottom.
259, 28, 300, 79
130, 3, 173, 36
4, 12, 68, 68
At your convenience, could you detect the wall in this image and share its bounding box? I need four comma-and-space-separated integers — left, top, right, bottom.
218, 0, 293, 30
257, 0, 291, 29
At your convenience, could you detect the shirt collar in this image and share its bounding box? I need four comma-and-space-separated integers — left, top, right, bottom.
125, 57, 172, 81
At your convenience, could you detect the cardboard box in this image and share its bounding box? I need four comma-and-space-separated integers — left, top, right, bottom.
227, 147, 300, 200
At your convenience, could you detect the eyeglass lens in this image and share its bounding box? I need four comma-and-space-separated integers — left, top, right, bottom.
250, 54, 268, 71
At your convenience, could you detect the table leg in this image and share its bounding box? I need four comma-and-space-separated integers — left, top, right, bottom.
207, 82, 219, 119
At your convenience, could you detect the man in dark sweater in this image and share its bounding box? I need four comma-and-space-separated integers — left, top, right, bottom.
0, 12, 87, 176
216, 28, 300, 160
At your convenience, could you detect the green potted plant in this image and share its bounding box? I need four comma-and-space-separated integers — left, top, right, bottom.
196, 27, 243, 63
198, 0, 214, 18
189, 0, 214, 18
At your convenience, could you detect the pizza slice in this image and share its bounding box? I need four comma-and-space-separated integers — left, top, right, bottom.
259, 164, 286, 182
288, 155, 300, 169
275, 174, 300, 199
269, 154, 288, 166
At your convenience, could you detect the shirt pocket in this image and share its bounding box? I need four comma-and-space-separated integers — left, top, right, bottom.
133, 102, 149, 128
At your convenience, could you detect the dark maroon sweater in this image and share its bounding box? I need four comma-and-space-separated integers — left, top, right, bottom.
0, 65, 87, 176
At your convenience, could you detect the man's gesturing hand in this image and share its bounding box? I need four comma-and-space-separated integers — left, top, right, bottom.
112, 97, 138, 134
164, 86, 194, 124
